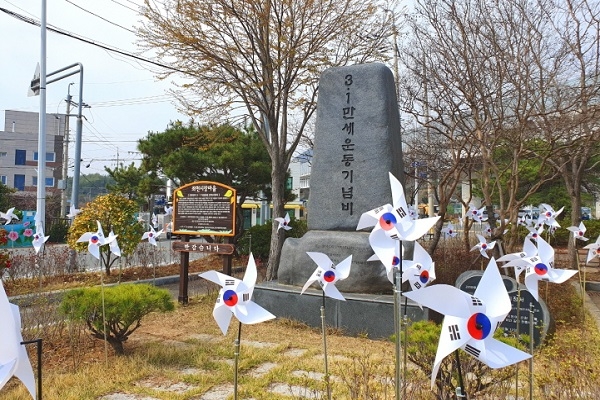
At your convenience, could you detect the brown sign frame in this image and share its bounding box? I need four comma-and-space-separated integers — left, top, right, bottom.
172, 181, 236, 237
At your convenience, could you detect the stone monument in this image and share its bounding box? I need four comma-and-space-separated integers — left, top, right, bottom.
277, 63, 404, 293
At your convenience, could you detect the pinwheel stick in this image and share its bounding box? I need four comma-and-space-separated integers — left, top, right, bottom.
234, 321, 242, 400
21, 338, 43, 400
529, 303, 534, 400
454, 350, 467, 398
99, 258, 109, 366
321, 291, 332, 400
393, 269, 402, 400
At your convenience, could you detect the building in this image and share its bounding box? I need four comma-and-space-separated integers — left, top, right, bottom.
0, 110, 66, 192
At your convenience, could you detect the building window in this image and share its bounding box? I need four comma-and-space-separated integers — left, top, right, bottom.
33, 152, 56, 162
0, 152, 7, 158
15, 149, 26, 165
0, 176, 6, 185
32, 177, 55, 187
14, 174, 25, 191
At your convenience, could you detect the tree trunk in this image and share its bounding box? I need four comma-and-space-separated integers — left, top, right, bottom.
265, 165, 286, 281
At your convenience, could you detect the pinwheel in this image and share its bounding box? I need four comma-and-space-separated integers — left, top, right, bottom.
483, 223, 493, 237
583, 235, 600, 264
275, 213, 292, 231
507, 237, 577, 301
517, 215, 531, 227
470, 234, 496, 259
526, 225, 544, 241
107, 230, 121, 257
67, 204, 80, 220
466, 204, 487, 223
441, 223, 458, 239
301, 252, 352, 301
408, 205, 419, 220
142, 226, 163, 246
0, 207, 18, 225
199, 253, 275, 335
403, 258, 531, 388
76, 220, 110, 259
402, 241, 435, 291
538, 203, 563, 228
0, 280, 36, 399
497, 237, 538, 278
567, 222, 588, 242
31, 225, 49, 254
357, 172, 439, 242
365, 228, 405, 284
151, 213, 158, 228
164, 205, 173, 215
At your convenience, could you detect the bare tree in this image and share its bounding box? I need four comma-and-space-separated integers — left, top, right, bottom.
137, 0, 396, 279
399, 0, 567, 253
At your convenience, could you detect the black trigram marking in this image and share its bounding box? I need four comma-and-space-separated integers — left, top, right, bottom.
471, 296, 483, 306
243, 293, 250, 302
390, 234, 400, 240
413, 282, 422, 289
396, 207, 407, 218
216, 297, 221, 303
225, 279, 235, 286
449, 324, 461, 341
464, 344, 481, 358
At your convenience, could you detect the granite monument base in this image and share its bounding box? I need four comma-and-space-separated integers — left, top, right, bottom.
277, 230, 393, 294
253, 281, 428, 339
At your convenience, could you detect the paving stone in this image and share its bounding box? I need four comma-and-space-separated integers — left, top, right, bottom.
249, 362, 278, 378
194, 383, 233, 400
136, 378, 196, 393
284, 348, 308, 358
242, 340, 277, 348
268, 383, 323, 399
186, 333, 222, 343
99, 394, 159, 400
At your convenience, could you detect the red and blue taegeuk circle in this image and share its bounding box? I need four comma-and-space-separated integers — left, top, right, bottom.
223, 289, 238, 306
323, 270, 336, 283
534, 263, 548, 276
392, 256, 400, 266
90, 235, 100, 244
379, 212, 397, 231
467, 313, 492, 340
419, 270, 429, 284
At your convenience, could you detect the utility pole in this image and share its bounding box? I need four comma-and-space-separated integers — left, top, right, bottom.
60, 83, 74, 218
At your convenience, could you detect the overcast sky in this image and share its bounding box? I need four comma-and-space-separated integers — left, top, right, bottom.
0, 0, 189, 175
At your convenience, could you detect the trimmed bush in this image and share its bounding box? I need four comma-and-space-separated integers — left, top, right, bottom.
59, 283, 174, 354
237, 217, 308, 260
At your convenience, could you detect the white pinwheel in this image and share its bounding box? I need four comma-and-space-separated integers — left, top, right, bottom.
404, 258, 531, 388
142, 226, 163, 246
508, 237, 577, 301
441, 223, 458, 239
107, 230, 121, 257
76, 220, 110, 259
200, 253, 275, 335
466, 204, 487, 223
483, 223, 493, 237
567, 222, 588, 242
275, 213, 292, 231
497, 237, 538, 278
302, 252, 352, 301
408, 205, 419, 220
164, 205, 173, 216
538, 203, 564, 228
470, 234, 496, 258
67, 204, 80, 220
527, 225, 544, 241
31, 225, 49, 254
584, 235, 600, 264
357, 172, 439, 241
0, 280, 36, 399
0, 207, 19, 225
402, 241, 435, 291
365, 228, 404, 284
151, 213, 158, 228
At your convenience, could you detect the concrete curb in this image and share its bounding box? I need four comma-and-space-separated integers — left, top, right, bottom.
573, 281, 600, 332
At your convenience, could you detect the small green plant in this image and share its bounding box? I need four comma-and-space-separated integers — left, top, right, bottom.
48, 219, 69, 243
237, 217, 307, 260
59, 283, 174, 354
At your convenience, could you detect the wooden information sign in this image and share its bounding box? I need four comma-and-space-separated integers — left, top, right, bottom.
172, 181, 236, 237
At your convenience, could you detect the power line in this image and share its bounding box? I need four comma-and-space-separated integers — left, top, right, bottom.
65, 0, 136, 33
0, 7, 189, 75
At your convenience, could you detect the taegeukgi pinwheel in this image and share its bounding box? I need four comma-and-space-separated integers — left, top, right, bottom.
31, 225, 49, 254
77, 220, 113, 259
497, 237, 537, 278
584, 235, 600, 264
538, 203, 563, 228
67, 204, 80, 220
470, 234, 496, 259
142, 226, 163, 246
0, 280, 36, 399
0, 207, 19, 225
275, 213, 292, 231
107, 230, 121, 257
505, 237, 577, 301
199, 253, 275, 335
403, 258, 532, 388
527, 225, 544, 242
441, 223, 458, 239
466, 204, 487, 223
567, 222, 588, 242
357, 172, 439, 242
401, 241, 435, 291
301, 252, 352, 301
